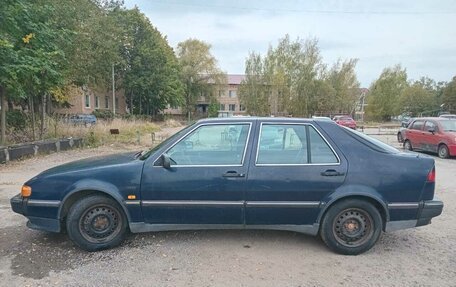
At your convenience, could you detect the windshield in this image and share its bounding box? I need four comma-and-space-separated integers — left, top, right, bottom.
139, 124, 194, 160
440, 120, 456, 131
342, 126, 400, 154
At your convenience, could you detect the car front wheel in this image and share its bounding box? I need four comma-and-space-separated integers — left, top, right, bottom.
66, 195, 128, 252
320, 199, 382, 255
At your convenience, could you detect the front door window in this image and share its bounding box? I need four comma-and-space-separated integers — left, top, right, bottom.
167, 124, 251, 166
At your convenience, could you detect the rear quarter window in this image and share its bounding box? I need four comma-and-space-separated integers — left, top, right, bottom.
341, 126, 399, 154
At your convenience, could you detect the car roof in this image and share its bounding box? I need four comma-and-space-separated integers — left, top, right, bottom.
412, 117, 453, 121
196, 117, 333, 124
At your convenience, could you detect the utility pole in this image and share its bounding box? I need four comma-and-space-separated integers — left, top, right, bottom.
0, 87, 6, 145
112, 63, 116, 115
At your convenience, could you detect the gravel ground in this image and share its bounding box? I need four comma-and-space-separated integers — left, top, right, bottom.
0, 130, 455, 287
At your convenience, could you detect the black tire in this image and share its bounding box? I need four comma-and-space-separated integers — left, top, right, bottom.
66, 195, 127, 252
320, 199, 383, 255
403, 140, 413, 151
438, 144, 449, 159
397, 132, 403, 143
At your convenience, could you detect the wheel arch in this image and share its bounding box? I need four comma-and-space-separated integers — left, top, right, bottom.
58, 184, 132, 227
317, 189, 389, 231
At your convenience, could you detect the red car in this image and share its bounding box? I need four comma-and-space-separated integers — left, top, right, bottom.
403, 117, 456, 158
333, 115, 357, 129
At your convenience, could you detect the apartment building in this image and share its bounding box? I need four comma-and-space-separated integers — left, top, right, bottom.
163, 74, 247, 117
54, 85, 127, 115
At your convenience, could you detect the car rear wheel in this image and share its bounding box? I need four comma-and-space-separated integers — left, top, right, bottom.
320, 199, 382, 255
66, 195, 127, 252
397, 132, 403, 143
438, 144, 449, 159
404, 140, 413, 151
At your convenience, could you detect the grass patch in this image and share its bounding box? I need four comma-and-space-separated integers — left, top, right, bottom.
53, 118, 160, 147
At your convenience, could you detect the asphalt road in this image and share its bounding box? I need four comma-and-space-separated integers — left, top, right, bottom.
0, 134, 455, 287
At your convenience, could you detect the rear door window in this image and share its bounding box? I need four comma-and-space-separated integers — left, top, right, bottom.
256, 124, 339, 165
424, 121, 437, 132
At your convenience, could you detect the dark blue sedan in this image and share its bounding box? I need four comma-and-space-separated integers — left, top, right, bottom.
10, 117, 443, 255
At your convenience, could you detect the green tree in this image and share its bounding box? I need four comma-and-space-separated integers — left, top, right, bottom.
325, 59, 360, 114
239, 52, 271, 116
442, 77, 456, 113
177, 39, 225, 120
398, 80, 439, 116
239, 35, 360, 117
0, 0, 71, 142
366, 65, 408, 121
116, 8, 183, 115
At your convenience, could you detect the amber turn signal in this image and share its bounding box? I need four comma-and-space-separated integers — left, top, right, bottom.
127, 195, 136, 200
21, 185, 32, 197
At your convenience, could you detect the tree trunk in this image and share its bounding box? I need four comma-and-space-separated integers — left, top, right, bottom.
40, 93, 46, 140
29, 95, 36, 141
130, 93, 133, 115
0, 86, 6, 145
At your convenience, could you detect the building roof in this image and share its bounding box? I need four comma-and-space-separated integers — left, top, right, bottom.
227, 74, 245, 85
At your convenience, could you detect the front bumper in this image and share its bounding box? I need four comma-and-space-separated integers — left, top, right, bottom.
10, 193, 61, 233
10, 193, 26, 215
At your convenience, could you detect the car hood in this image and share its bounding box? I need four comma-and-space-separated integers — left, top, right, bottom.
37, 151, 141, 178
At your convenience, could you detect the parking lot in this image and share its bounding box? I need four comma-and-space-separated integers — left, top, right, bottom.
0, 134, 455, 287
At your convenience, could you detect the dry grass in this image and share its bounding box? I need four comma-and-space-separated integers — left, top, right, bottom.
51, 118, 160, 147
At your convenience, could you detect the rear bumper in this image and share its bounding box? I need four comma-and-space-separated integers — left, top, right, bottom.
10, 193, 61, 233
385, 199, 443, 232
416, 199, 444, 227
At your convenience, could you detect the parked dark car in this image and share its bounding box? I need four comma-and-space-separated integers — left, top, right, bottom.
439, 114, 456, 119
333, 115, 357, 129
11, 117, 443, 255
403, 117, 456, 158
66, 114, 97, 126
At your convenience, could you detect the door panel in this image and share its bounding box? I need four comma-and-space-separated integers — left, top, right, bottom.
245, 123, 347, 225
407, 120, 425, 149
140, 123, 252, 225
422, 121, 440, 152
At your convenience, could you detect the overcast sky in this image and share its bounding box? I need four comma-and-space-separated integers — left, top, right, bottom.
124, 0, 456, 87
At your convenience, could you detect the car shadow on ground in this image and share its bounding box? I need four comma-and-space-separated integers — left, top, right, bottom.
2, 226, 329, 279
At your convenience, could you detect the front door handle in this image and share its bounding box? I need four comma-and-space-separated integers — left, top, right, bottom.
321, 169, 345, 177
223, 171, 245, 178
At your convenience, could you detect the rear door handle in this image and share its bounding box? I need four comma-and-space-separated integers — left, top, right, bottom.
223, 171, 245, 178
321, 169, 345, 176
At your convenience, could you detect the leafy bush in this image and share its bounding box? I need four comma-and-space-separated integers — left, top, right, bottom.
7, 110, 28, 130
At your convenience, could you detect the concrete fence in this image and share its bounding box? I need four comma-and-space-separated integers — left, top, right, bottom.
0, 138, 83, 164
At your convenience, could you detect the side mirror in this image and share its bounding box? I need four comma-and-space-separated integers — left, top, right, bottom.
162, 154, 171, 169
428, 128, 435, 134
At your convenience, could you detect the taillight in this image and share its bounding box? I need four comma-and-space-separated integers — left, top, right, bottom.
427, 167, 436, 182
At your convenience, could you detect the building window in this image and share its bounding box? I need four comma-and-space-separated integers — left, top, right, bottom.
105, 96, 109, 109
95, 96, 99, 109
219, 90, 226, 97
220, 104, 225, 111
240, 105, 246, 111
85, 94, 90, 108
229, 104, 236, 111
229, 90, 237, 98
